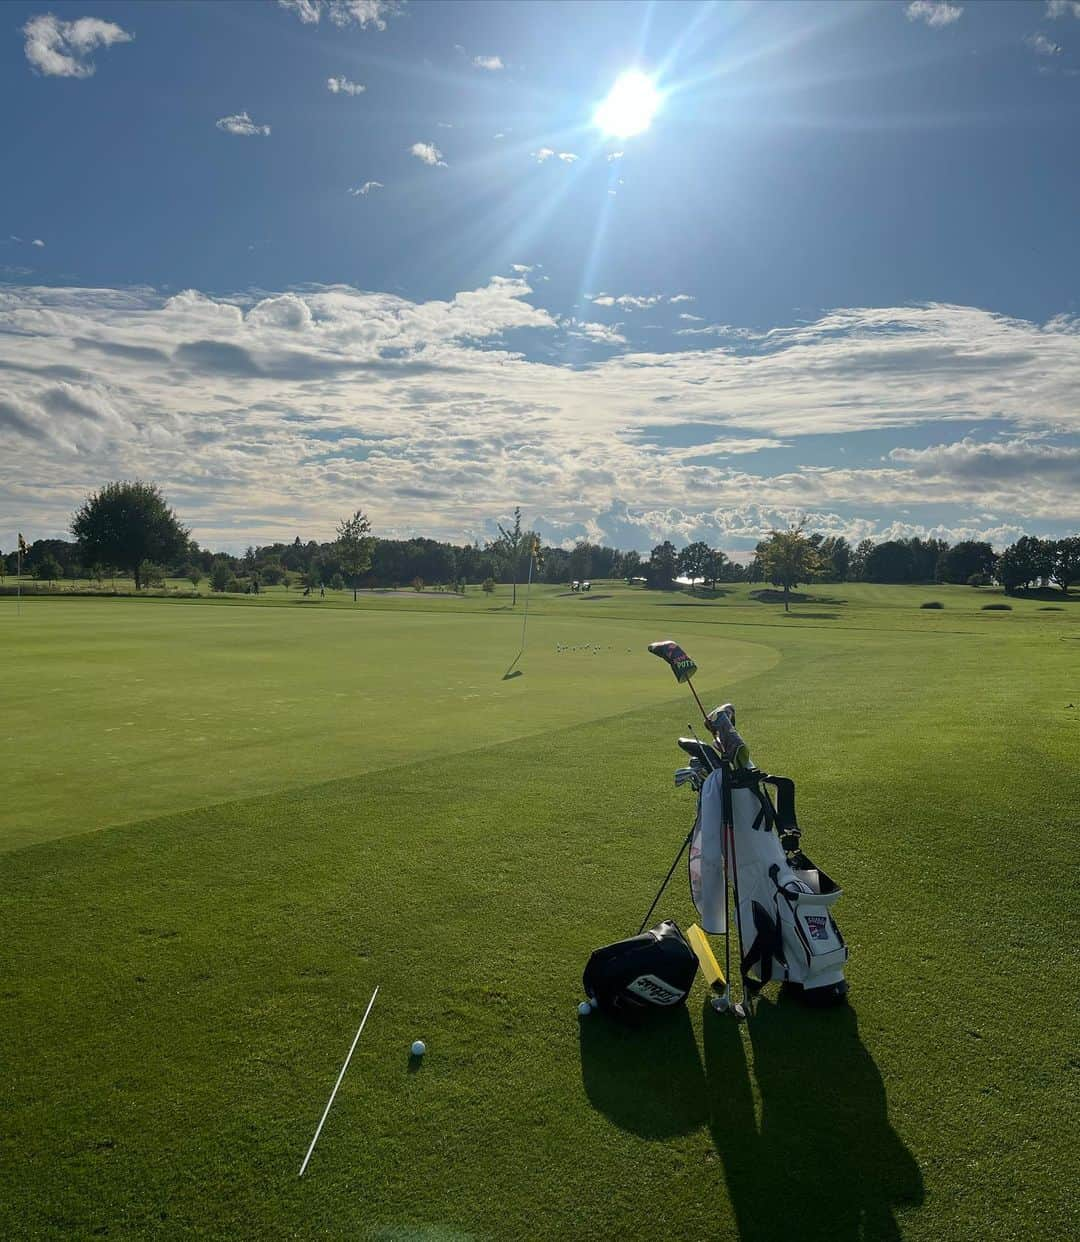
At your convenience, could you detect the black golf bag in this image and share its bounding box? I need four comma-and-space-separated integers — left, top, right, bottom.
582, 920, 698, 1023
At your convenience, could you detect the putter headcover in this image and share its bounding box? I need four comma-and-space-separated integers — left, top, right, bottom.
707, 703, 751, 767
647, 640, 698, 684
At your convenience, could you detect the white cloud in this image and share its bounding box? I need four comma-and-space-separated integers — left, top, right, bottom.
327, 75, 365, 95
32, 239, 45, 248
278, 0, 399, 29
410, 142, 447, 167
591, 293, 660, 310
348, 180, 384, 196
216, 112, 271, 137
679, 313, 703, 322
889, 436, 1080, 489
905, 1, 963, 27
472, 55, 504, 71
1025, 32, 1063, 55
3, 288, 1079, 548
669, 294, 695, 304
607, 151, 624, 161
22, 14, 133, 78
557, 152, 579, 164
563, 319, 628, 346
1047, 1, 1080, 17
510, 264, 533, 273
532, 148, 555, 162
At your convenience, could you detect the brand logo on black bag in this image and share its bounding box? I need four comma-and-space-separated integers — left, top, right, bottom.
626, 974, 685, 1005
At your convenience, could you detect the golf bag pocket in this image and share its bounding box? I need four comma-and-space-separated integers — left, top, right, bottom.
583, 920, 698, 1023
776, 885, 847, 988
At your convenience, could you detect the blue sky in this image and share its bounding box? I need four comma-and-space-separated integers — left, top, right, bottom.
2, 0, 1079, 554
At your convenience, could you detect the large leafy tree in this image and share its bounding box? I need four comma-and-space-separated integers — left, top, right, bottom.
71, 481, 188, 590
759, 526, 821, 611
937, 540, 997, 585
677, 541, 712, 592
703, 547, 730, 589
996, 536, 1053, 593
818, 535, 850, 581
1051, 536, 1080, 593
865, 540, 915, 584
647, 540, 678, 590
335, 509, 375, 601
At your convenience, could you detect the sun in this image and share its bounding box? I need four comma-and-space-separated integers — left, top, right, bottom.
593, 71, 660, 139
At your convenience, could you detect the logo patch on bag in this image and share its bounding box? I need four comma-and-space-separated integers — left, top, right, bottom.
626, 974, 686, 1005
805, 915, 829, 941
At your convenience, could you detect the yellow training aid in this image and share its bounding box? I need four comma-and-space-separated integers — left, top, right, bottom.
687, 923, 726, 993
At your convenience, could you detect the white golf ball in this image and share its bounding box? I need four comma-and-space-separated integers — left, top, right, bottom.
411, 1040, 426, 1056
578, 1001, 592, 1017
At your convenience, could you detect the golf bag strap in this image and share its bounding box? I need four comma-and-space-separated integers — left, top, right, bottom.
740, 900, 785, 985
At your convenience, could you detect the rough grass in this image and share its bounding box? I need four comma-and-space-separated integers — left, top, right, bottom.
1, 585, 1077, 1240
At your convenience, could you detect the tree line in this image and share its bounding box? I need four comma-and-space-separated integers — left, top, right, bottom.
2, 481, 1076, 598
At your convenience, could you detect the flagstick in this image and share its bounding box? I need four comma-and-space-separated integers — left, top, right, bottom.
16, 543, 21, 618
298, 984, 379, 1178
519, 547, 535, 654
502, 545, 536, 679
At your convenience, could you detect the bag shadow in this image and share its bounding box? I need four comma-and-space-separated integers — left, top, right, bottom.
703, 995, 924, 1242
578, 1005, 709, 1139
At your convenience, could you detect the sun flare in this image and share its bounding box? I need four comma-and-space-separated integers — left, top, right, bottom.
593, 70, 660, 139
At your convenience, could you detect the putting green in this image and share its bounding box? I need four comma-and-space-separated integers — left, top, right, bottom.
0, 598, 777, 850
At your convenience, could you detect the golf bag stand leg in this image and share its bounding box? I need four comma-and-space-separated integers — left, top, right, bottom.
638, 827, 694, 935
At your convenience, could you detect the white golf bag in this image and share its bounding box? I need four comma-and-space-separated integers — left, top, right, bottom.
685, 732, 848, 1004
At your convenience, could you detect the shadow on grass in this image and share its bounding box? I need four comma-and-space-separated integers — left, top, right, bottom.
679, 587, 734, 600
579, 1006, 708, 1138
580, 996, 923, 1240
749, 590, 848, 606
1010, 587, 1077, 604
783, 611, 840, 620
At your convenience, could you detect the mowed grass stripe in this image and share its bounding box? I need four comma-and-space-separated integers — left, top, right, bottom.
2, 609, 1075, 1240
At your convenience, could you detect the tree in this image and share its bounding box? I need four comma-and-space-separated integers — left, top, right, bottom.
937, 541, 996, 585
1051, 536, 1080, 593
703, 548, 730, 589
139, 561, 166, 589
996, 536, 1051, 593
647, 541, 678, 590
677, 541, 712, 592
759, 526, 820, 611
850, 538, 875, 581
187, 565, 203, 592
495, 507, 525, 605
71, 481, 188, 591
622, 550, 642, 581
865, 540, 914, 584
335, 510, 375, 601
209, 560, 232, 592
818, 536, 850, 582
33, 553, 62, 584
568, 540, 593, 583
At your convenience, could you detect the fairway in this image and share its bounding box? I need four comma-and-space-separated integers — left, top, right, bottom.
2, 584, 1076, 1240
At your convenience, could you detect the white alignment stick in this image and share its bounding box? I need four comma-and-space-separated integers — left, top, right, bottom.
298, 984, 379, 1177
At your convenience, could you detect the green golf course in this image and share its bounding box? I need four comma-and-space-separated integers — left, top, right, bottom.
2, 582, 1076, 1240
